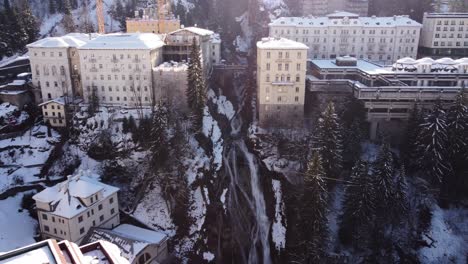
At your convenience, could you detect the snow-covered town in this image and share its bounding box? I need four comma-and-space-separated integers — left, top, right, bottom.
0, 0, 467, 263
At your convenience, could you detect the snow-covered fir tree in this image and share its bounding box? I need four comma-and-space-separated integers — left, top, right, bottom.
447, 88, 468, 199
401, 104, 424, 172
300, 151, 329, 262
339, 160, 375, 249
415, 101, 452, 187
150, 102, 169, 169
316, 101, 343, 181
186, 37, 206, 131
372, 142, 395, 216
391, 166, 409, 225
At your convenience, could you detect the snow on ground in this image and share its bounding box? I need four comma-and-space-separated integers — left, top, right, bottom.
262, 0, 285, 10
0, 103, 29, 126
419, 206, 468, 263
327, 185, 345, 252
208, 91, 236, 121
0, 124, 60, 192
271, 179, 286, 250
235, 12, 254, 53
203, 251, 215, 262
132, 183, 175, 235
361, 141, 380, 162
202, 107, 223, 172
0, 192, 37, 253
220, 188, 227, 213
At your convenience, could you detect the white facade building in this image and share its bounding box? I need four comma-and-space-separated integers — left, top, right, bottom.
27, 34, 98, 102
32, 171, 120, 244
419, 12, 468, 58
257, 37, 308, 127
78, 33, 165, 107
269, 12, 421, 65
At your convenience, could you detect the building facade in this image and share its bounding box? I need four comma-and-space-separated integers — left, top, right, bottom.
269, 12, 421, 65
257, 37, 308, 127
419, 12, 468, 58
308, 56, 468, 140
301, 0, 368, 17
153, 62, 188, 110
27, 34, 97, 102
78, 33, 165, 107
164, 27, 222, 73
33, 171, 120, 244
126, 8, 180, 34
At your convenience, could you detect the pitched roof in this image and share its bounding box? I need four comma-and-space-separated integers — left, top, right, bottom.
27, 33, 97, 48
269, 14, 421, 27
82, 225, 167, 263
257, 37, 309, 50
79, 33, 165, 50
170, 26, 214, 36
33, 170, 119, 218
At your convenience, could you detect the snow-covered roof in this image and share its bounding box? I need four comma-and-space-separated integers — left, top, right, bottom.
396, 57, 417, 65
153, 61, 188, 71
6, 80, 26, 86
435, 57, 456, 65
269, 14, 421, 28
38, 96, 82, 106
27, 34, 95, 48
82, 225, 167, 263
310, 59, 393, 75
210, 33, 221, 44
32, 170, 119, 218
257, 37, 309, 50
0, 240, 60, 263
170, 26, 214, 36
79, 33, 165, 50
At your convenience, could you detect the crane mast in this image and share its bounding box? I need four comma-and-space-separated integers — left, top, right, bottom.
96, 0, 105, 34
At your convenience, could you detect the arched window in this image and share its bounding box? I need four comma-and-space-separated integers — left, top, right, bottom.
266, 74, 270, 82
52, 66, 57, 76
35, 65, 40, 75
286, 74, 291, 81
60, 66, 65, 76
43, 66, 49, 76
281, 74, 285, 81
275, 75, 279, 82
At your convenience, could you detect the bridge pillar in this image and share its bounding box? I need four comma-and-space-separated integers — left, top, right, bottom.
370, 121, 379, 141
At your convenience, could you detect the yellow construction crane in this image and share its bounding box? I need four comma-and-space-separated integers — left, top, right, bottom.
96, 0, 105, 34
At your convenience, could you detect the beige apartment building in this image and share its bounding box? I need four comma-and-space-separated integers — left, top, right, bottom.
33, 171, 120, 244
419, 12, 468, 58
269, 12, 421, 65
78, 33, 165, 107
257, 37, 308, 127
27, 33, 98, 102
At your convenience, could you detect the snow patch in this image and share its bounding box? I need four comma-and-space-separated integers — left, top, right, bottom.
202, 107, 223, 172
271, 179, 286, 250
203, 251, 215, 262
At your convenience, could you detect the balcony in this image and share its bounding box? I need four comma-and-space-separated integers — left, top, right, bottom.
272, 81, 294, 86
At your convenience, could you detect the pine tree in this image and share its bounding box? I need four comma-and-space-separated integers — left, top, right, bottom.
391, 166, 409, 225
61, 0, 74, 33
150, 102, 169, 169
19, 1, 39, 45
49, 0, 56, 14
87, 88, 99, 116
339, 160, 375, 249
3, 0, 10, 12
401, 104, 424, 172
300, 152, 329, 262
447, 88, 468, 199
416, 101, 452, 185
373, 142, 395, 212
186, 37, 206, 131
342, 119, 364, 168
316, 101, 343, 181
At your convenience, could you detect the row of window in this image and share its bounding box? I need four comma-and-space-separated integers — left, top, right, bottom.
85, 63, 147, 71
265, 95, 300, 103
435, 26, 468, 32
436, 20, 466, 26
274, 28, 419, 36
37, 80, 66, 89
435, 33, 468, 39
310, 54, 403, 61
86, 86, 149, 93
265, 63, 302, 71
95, 96, 150, 102
43, 105, 61, 110
433, 41, 468, 47
33, 51, 64, 57
310, 45, 415, 53
264, 86, 301, 93
44, 111, 62, 118
35, 65, 66, 76
84, 74, 148, 81
266, 51, 302, 59
295, 37, 416, 44
265, 75, 301, 83
84, 54, 146, 61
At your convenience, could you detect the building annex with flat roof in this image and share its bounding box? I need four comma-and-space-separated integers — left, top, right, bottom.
308, 56, 468, 139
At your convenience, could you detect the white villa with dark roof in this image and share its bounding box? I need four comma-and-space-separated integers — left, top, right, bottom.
269, 11, 421, 65
33, 170, 120, 244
